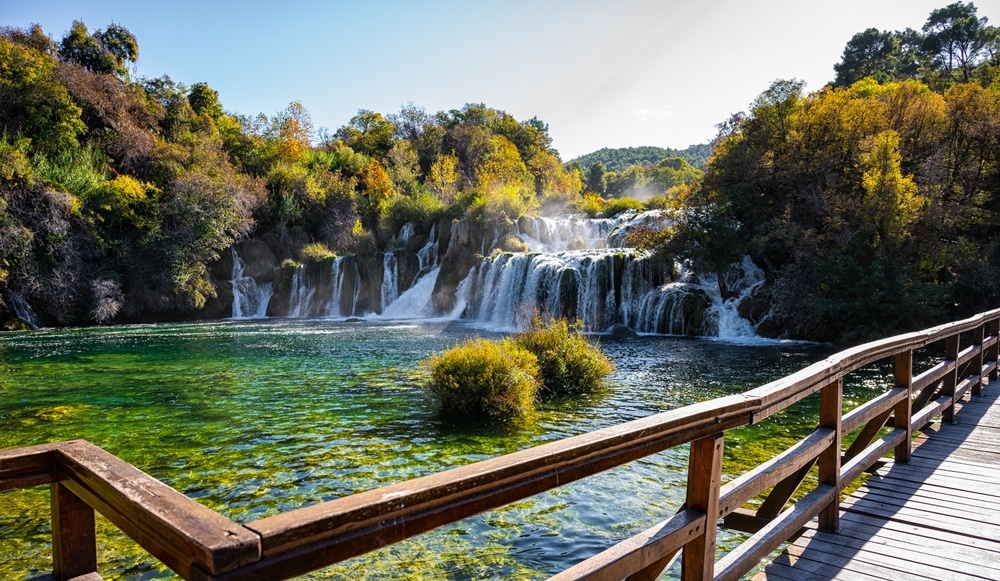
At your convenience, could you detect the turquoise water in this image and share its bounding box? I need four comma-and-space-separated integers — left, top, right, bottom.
0, 319, 840, 580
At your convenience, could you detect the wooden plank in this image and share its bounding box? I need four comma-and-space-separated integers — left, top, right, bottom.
681, 433, 723, 580
67, 575, 104, 581
832, 512, 1000, 568
52, 482, 97, 581
859, 478, 1000, 509
545, 510, 700, 581
0, 440, 71, 491
788, 529, 987, 580
841, 493, 1000, 540
844, 488, 1000, 534
760, 548, 886, 581
55, 441, 260, 577
714, 485, 835, 581
838, 510, 1000, 555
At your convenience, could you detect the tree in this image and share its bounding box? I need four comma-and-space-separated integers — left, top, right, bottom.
188, 82, 224, 119
922, 2, 995, 82
58, 20, 137, 79
834, 28, 921, 86
858, 130, 925, 246
584, 161, 607, 194
336, 109, 393, 159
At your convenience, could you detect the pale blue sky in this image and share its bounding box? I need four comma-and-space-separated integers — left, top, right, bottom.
4, 0, 996, 160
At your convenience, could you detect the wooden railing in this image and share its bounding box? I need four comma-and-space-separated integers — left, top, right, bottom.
3, 309, 999, 581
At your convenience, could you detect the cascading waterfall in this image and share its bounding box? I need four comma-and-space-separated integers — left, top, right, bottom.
380, 252, 399, 312
414, 223, 438, 283
231, 247, 272, 319
225, 212, 765, 337
379, 267, 442, 320
461, 249, 655, 332
287, 265, 316, 318
701, 255, 768, 339
456, 211, 766, 339
516, 215, 623, 251
5, 290, 42, 329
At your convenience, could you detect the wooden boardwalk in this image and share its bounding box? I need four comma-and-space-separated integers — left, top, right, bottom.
756, 381, 1000, 581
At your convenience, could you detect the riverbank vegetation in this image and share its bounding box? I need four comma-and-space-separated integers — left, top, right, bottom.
1, 2, 999, 343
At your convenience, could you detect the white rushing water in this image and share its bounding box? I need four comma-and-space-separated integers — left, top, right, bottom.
231, 247, 272, 319
5, 290, 42, 329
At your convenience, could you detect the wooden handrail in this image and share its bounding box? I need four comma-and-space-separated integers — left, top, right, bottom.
2, 308, 998, 581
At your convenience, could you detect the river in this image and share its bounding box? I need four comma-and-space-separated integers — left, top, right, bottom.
0, 319, 845, 579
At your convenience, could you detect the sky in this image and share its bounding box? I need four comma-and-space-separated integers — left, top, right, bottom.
4, 0, 999, 161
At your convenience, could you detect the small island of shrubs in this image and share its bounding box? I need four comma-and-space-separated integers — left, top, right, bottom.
422, 317, 615, 421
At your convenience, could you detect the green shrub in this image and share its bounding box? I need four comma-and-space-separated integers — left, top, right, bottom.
514, 317, 615, 398
576, 193, 604, 217
422, 338, 540, 420
384, 189, 448, 231
299, 241, 336, 262
601, 197, 645, 218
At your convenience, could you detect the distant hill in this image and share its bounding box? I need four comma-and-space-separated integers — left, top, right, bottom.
569, 144, 712, 171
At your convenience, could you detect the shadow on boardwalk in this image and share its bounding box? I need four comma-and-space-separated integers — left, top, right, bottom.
757, 382, 1000, 580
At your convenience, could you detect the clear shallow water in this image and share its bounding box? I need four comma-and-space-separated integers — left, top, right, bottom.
0, 319, 841, 580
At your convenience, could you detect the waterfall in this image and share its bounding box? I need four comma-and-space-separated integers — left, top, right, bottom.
517, 215, 625, 252
380, 252, 399, 312
397, 222, 416, 245
287, 265, 316, 318
455, 211, 766, 339
460, 249, 654, 332
379, 267, 442, 320
414, 223, 439, 283
5, 290, 42, 329
701, 256, 768, 340
231, 247, 272, 319
325, 256, 345, 317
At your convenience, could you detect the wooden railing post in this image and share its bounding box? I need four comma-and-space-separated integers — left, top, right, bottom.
682, 433, 724, 581
51, 481, 97, 580
818, 379, 842, 532
893, 350, 913, 464
987, 317, 999, 383
972, 323, 985, 397
943, 335, 960, 423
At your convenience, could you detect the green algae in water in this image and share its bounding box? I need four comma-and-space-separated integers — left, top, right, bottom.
0, 320, 841, 580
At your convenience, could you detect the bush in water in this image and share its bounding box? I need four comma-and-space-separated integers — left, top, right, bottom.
514, 316, 615, 398
422, 318, 615, 420
422, 338, 540, 420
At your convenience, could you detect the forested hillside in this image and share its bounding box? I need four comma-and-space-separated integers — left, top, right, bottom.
569, 144, 711, 172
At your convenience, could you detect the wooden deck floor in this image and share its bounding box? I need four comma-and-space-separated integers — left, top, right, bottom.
755, 383, 1000, 581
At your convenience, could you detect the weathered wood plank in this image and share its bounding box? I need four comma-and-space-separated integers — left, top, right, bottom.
0, 440, 73, 491
838, 510, 1000, 556
681, 433, 723, 580
789, 529, 986, 580
51, 482, 97, 581
55, 441, 260, 577
544, 510, 700, 581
